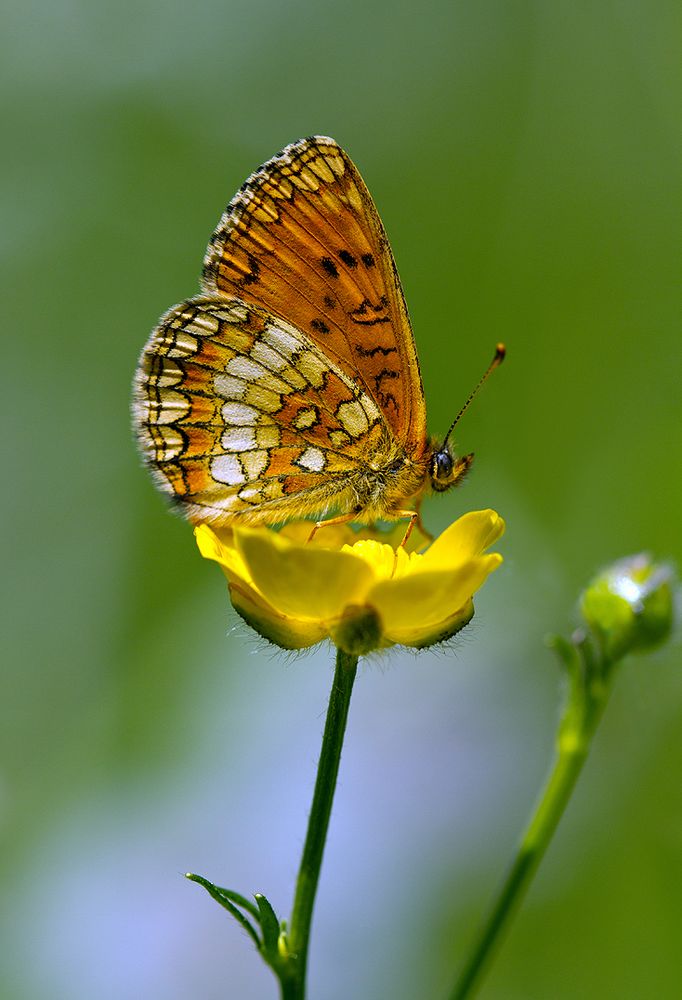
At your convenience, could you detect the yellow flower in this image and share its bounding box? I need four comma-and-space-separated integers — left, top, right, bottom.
195, 510, 505, 654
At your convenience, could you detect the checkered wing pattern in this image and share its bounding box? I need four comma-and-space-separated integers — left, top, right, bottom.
134, 295, 402, 524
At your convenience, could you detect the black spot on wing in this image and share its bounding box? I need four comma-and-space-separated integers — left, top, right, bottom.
354, 344, 398, 358
349, 297, 390, 325
373, 368, 400, 390
320, 257, 339, 278
339, 249, 358, 268
241, 255, 260, 286
371, 370, 401, 414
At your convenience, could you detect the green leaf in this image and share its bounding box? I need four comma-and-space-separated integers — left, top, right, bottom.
185, 872, 261, 948
546, 633, 581, 673
255, 892, 282, 963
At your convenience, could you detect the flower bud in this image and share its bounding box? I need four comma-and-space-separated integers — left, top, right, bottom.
580, 554, 675, 661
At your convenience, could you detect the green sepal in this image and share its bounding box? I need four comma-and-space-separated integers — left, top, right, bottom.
229, 583, 325, 650
185, 872, 261, 948
409, 599, 475, 649
328, 603, 383, 655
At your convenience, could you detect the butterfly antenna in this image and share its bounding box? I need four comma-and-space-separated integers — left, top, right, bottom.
442, 343, 506, 446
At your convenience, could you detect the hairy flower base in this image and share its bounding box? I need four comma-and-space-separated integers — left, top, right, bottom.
196, 509, 505, 653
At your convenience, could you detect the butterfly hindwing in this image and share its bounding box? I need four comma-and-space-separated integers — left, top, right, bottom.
201, 136, 427, 455
134, 295, 393, 524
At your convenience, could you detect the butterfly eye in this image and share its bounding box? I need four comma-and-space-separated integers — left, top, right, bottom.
433, 448, 453, 482
431, 447, 474, 493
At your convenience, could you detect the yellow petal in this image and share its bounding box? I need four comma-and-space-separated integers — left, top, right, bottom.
235, 526, 377, 622
419, 510, 505, 572
370, 554, 503, 636
195, 524, 253, 584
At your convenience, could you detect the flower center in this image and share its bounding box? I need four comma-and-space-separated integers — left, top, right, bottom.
342, 539, 421, 580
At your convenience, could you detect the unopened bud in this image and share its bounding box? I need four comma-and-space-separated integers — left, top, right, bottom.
580, 554, 675, 661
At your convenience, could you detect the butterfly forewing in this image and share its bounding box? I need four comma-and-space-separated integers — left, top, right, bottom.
201, 136, 427, 454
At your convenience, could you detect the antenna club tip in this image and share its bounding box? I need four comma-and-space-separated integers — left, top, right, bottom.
493, 343, 506, 365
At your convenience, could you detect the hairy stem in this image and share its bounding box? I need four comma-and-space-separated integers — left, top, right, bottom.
284, 648, 359, 999
449, 647, 610, 999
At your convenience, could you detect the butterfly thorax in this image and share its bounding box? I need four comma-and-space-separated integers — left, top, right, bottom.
340, 431, 431, 522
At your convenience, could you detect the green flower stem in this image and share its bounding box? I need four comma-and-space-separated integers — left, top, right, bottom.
449, 641, 612, 1000
283, 648, 359, 1000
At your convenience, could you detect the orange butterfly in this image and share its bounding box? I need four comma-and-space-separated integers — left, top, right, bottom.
133, 136, 503, 536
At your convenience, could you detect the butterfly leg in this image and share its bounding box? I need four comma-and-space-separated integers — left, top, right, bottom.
307, 510, 360, 543
387, 496, 435, 549
409, 496, 435, 544
391, 510, 421, 549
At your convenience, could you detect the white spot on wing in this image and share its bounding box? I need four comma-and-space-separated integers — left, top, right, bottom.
221, 427, 257, 451
214, 373, 246, 399
186, 313, 218, 335
264, 324, 301, 359
221, 401, 259, 425
296, 447, 326, 472
226, 356, 267, 380
238, 485, 261, 501
217, 302, 249, 324
211, 454, 245, 485
251, 342, 290, 372
336, 400, 369, 437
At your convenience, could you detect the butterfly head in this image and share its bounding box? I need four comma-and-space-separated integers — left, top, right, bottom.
430, 444, 474, 493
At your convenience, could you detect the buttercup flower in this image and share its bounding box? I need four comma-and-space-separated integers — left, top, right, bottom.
195, 509, 504, 653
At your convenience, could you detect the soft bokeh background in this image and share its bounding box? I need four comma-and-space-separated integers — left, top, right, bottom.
3, 2, 681, 997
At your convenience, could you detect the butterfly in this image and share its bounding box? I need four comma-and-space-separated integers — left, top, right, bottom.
133, 136, 503, 537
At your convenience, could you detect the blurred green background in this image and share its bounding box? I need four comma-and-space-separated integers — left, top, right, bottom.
3, 1, 681, 997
